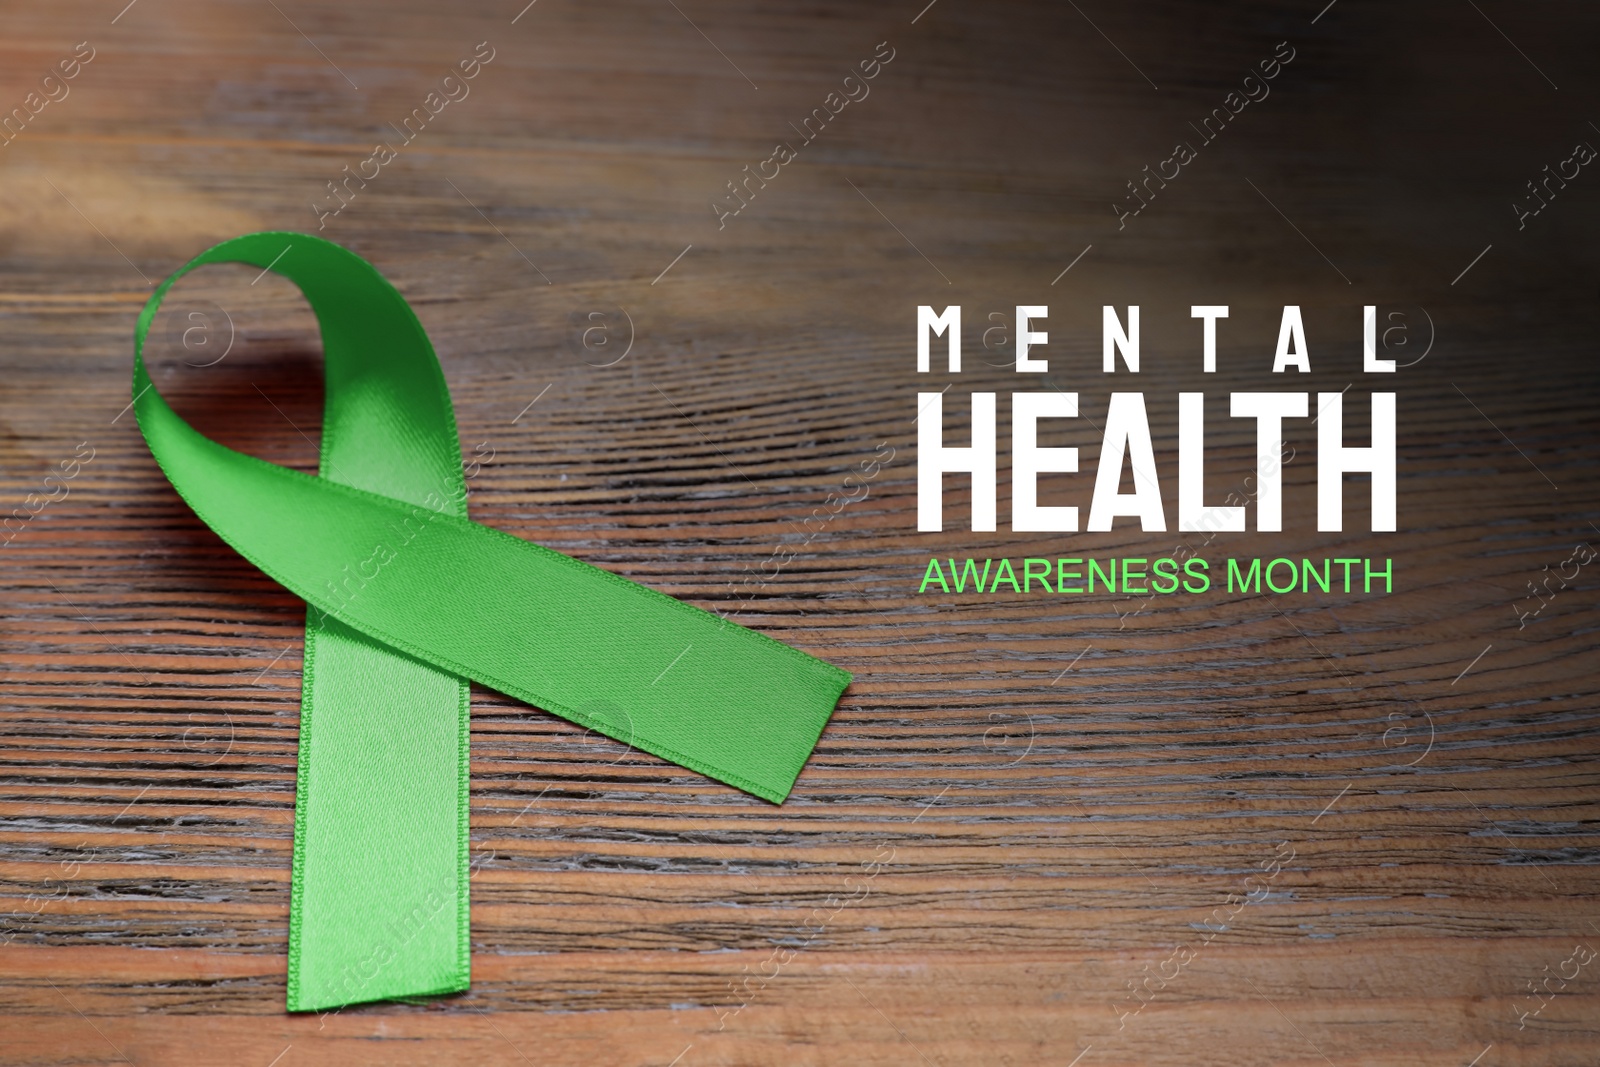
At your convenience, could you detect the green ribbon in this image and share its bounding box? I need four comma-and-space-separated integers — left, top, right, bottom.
131, 232, 850, 1012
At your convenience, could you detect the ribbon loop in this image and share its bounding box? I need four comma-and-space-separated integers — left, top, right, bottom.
132, 232, 850, 1011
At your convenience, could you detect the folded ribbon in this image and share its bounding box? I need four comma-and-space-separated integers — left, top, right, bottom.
131, 232, 851, 1012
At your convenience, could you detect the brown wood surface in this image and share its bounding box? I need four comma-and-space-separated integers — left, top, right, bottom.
2, 1, 1598, 1064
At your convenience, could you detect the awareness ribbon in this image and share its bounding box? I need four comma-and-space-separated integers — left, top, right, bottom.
131, 232, 851, 1012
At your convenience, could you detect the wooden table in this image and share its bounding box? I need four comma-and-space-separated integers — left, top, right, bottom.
3, 1, 1597, 1063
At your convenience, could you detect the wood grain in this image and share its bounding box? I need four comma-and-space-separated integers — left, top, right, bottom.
2, 1, 1598, 1064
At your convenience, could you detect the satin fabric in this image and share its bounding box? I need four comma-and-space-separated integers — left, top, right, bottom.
131, 232, 851, 1011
